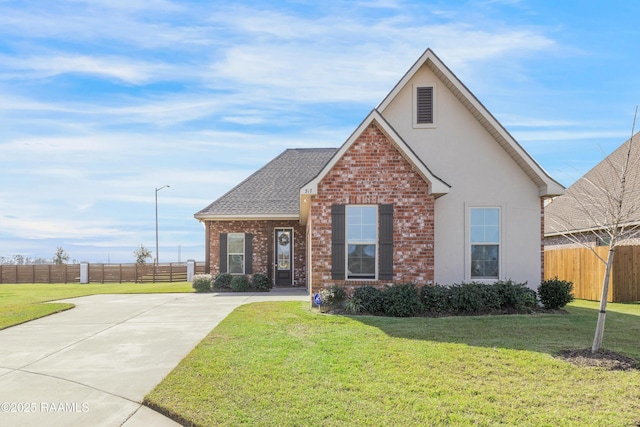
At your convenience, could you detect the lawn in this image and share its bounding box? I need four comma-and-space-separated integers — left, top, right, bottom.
145, 300, 640, 427
0, 282, 193, 330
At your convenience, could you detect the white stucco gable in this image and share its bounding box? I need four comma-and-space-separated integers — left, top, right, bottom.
378, 48, 564, 198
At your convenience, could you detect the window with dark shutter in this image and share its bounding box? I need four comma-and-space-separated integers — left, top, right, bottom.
220, 233, 251, 274
346, 205, 377, 280
331, 204, 346, 280
416, 86, 434, 124
378, 204, 394, 280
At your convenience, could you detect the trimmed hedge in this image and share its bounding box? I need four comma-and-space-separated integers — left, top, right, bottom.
352, 285, 385, 314
213, 273, 232, 290
251, 274, 273, 292
230, 275, 250, 292
327, 280, 539, 318
383, 283, 422, 317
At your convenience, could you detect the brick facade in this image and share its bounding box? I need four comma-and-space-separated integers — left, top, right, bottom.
206, 219, 307, 287
540, 197, 545, 284
308, 122, 435, 294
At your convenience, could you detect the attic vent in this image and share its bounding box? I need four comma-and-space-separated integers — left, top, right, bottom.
416, 86, 434, 124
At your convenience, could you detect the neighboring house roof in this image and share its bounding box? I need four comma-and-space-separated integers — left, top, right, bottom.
194, 148, 337, 220
299, 109, 451, 224
545, 132, 640, 236
378, 48, 564, 198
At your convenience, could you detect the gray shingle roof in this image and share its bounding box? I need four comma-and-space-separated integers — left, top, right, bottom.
545, 132, 640, 235
195, 148, 337, 219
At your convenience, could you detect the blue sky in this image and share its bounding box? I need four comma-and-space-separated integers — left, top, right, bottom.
1, 0, 639, 264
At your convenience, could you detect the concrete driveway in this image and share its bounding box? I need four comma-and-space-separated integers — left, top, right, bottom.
0, 289, 308, 426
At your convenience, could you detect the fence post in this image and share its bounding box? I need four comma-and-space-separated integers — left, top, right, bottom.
80, 262, 89, 284
187, 260, 195, 282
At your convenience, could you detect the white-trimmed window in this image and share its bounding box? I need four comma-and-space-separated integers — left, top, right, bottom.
470, 207, 500, 279
413, 84, 436, 128
346, 205, 378, 279
227, 233, 245, 274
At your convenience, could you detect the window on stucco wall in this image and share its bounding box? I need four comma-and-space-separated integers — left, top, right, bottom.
470, 207, 500, 279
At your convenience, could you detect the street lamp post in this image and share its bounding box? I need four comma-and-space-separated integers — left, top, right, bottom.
155, 185, 170, 264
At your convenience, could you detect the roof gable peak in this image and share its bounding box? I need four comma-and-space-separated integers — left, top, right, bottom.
378, 48, 564, 198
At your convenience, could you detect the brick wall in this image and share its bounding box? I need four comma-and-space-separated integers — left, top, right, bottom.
309, 122, 435, 294
540, 197, 545, 284
207, 220, 307, 287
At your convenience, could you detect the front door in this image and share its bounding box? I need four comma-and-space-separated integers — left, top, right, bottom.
275, 228, 293, 286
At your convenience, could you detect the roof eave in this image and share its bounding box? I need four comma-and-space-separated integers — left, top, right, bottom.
194, 213, 300, 221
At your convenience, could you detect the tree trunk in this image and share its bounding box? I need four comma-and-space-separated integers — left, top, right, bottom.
592, 246, 615, 353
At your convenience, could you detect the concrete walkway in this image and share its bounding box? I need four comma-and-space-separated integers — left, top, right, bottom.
0, 289, 308, 427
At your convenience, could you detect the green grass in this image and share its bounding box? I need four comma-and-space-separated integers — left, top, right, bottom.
0, 282, 194, 330
145, 300, 640, 427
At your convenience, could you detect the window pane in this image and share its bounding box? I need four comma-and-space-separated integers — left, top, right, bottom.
362, 207, 377, 226
347, 224, 362, 241
486, 225, 500, 243
471, 244, 498, 278
470, 209, 499, 243
348, 244, 376, 278
228, 234, 244, 254
228, 255, 244, 274
361, 223, 377, 241
485, 208, 500, 226
347, 206, 377, 243
470, 225, 484, 243
470, 208, 485, 226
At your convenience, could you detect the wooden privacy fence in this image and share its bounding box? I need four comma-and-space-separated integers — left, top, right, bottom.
544, 246, 640, 303
0, 262, 206, 284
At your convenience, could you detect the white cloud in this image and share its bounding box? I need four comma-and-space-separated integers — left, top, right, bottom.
1, 54, 176, 85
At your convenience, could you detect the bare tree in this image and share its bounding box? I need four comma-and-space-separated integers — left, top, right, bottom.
134, 244, 152, 265
53, 247, 70, 264
546, 108, 640, 353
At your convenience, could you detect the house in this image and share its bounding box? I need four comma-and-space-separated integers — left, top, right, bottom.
544, 132, 640, 302
195, 49, 564, 295
544, 131, 640, 248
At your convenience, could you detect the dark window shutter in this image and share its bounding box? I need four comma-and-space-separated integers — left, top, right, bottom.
379, 204, 394, 280
417, 86, 434, 124
219, 233, 228, 273
331, 204, 346, 280
245, 233, 253, 274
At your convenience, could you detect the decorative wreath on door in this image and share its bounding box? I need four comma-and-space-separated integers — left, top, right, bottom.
278, 233, 290, 246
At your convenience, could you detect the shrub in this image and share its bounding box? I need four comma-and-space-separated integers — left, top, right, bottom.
382, 283, 422, 317
538, 277, 574, 309
192, 274, 212, 293
352, 285, 385, 314
230, 275, 251, 292
449, 283, 486, 313
251, 274, 273, 292
213, 273, 232, 290
319, 285, 347, 309
493, 280, 537, 311
420, 284, 451, 313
